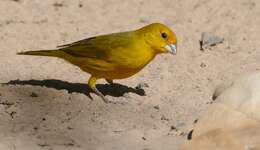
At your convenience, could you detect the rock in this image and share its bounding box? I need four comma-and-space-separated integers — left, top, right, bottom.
181, 72, 260, 150
200, 32, 224, 50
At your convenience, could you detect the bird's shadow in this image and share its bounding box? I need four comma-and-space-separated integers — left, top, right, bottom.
4, 79, 146, 98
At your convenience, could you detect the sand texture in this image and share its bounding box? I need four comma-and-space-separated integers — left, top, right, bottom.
0, 0, 260, 149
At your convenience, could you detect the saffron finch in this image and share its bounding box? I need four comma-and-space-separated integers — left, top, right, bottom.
18, 23, 177, 103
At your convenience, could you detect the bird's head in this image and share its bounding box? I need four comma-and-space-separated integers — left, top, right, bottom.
137, 23, 177, 55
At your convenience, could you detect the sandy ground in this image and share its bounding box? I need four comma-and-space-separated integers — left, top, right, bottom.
0, 0, 260, 149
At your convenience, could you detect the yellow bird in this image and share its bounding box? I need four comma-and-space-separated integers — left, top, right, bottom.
18, 23, 177, 103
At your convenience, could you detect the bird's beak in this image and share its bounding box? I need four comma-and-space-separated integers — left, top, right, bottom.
165, 43, 177, 55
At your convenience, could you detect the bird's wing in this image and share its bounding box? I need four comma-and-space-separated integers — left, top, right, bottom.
57, 37, 96, 48
57, 32, 134, 72
58, 32, 133, 60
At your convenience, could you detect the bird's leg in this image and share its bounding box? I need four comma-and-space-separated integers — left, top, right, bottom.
88, 76, 108, 103
105, 79, 113, 84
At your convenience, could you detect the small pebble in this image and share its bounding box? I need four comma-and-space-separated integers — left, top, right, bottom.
200, 32, 224, 50
38, 143, 50, 147
187, 130, 193, 140
153, 105, 160, 110
170, 125, 177, 131
67, 126, 74, 130
64, 142, 74, 146
179, 132, 185, 136
78, 3, 83, 7
200, 62, 206, 68
193, 119, 199, 124
161, 115, 170, 121
53, 3, 64, 7
10, 111, 16, 118
30, 92, 38, 97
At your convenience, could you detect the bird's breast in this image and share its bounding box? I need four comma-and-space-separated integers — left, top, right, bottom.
118, 48, 156, 69
98, 48, 156, 79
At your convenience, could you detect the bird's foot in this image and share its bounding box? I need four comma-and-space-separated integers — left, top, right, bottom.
93, 87, 109, 103
93, 88, 126, 104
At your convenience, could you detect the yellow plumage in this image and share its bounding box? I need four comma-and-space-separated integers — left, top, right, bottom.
18, 23, 177, 103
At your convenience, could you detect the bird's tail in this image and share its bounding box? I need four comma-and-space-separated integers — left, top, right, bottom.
17, 50, 63, 58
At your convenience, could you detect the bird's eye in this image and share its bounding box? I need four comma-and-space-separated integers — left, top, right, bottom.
161, 32, 167, 39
